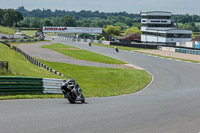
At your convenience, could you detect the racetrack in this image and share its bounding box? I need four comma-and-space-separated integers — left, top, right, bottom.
1, 38, 200, 133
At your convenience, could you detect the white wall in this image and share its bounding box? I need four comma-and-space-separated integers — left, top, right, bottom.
141, 34, 166, 42
176, 41, 194, 48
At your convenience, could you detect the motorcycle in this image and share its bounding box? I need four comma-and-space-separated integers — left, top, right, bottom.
61, 79, 85, 103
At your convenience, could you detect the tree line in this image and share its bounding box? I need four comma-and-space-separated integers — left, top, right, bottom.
2, 6, 200, 36
0, 9, 23, 27
16, 6, 140, 19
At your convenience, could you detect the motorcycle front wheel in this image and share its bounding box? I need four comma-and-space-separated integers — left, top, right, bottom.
66, 92, 76, 103
81, 94, 85, 103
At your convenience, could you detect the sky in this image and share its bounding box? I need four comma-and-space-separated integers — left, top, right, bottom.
0, 0, 200, 15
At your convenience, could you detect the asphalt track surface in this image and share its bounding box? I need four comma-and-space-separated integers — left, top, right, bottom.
1, 39, 200, 133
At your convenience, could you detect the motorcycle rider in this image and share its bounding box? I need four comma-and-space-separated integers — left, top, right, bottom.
115, 46, 119, 52
61, 79, 81, 100
73, 84, 81, 100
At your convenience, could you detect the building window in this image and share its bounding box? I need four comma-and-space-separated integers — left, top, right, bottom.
147, 16, 171, 19
151, 20, 161, 22
142, 31, 191, 38
146, 24, 172, 27
167, 34, 191, 38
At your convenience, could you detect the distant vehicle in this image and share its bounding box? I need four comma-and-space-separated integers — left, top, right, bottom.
14, 32, 26, 39
9, 36, 14, 39
1, 35, 11, 39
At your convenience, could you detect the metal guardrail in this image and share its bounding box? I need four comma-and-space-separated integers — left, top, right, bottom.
0, 77, 64, 94
158, 46, 200, 55
57, 36, 103, 44
175, 48, 200, 55
0, 41, 11, 48
0, 76, 43, 94
43, 78, 62, 94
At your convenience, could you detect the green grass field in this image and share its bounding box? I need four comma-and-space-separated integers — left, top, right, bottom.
21, 30, 37, 37
0, 25, 15, 35
42, 43, 126, 64
38, 59, 151, 97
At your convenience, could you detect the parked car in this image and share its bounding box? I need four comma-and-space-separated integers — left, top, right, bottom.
1, 36, 11, 39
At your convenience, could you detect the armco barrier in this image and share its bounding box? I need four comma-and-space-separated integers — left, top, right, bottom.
43, 78, 63, 93
0, 76, 43, 94
0, 41, 11, 48
175, 48, 200, 55
0, 77, 64, 94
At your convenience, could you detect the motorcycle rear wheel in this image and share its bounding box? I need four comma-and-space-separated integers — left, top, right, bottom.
66, 92, 76, 103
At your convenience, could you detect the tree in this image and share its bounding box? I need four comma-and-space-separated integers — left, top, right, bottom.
114, 22, 128, 30
2, 9, 16, 26
103, 25, 121, 36
1, 9, 23, 27
43, 19, 53, 26
60, 15, 77, 27
30, 17, 41, 28
0, 9, 4, 25
124, 27, 142, 35
14, 11, 23, 27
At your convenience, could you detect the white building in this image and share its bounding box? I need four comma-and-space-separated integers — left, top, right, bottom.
141, 11, 192, 45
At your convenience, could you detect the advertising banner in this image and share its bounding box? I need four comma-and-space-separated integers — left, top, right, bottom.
43, 26, 102, 34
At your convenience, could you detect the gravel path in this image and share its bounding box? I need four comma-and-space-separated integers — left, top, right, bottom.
134, 49, 200, 62
18, 41, 132, 69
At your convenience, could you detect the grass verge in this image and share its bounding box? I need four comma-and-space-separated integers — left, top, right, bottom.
0, 43, 63, 78
37, 59, 152, 97
41, 43, 125, 64
21, 30, 37, 37
0, 25, 15, 35
0, 94, 63, 100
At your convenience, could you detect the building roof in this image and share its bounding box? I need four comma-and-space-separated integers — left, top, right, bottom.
192, 36, 200, 41
120, 33, 140, 39
141, 11, 171, 14
141, 11, 171, 16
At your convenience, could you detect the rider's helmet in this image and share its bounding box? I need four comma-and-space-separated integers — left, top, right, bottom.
62, 80, 67, 82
